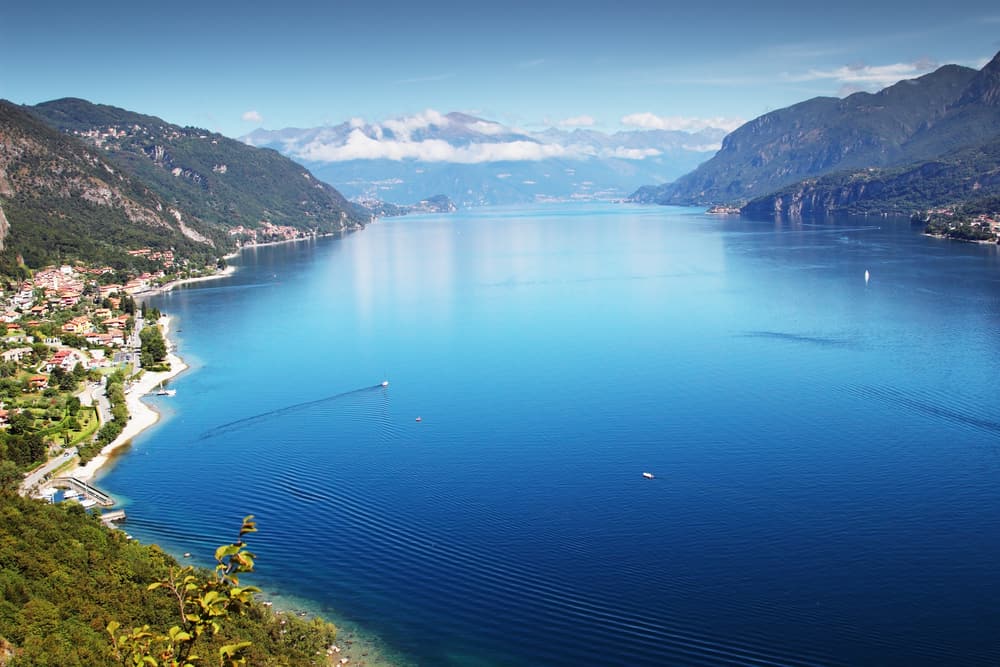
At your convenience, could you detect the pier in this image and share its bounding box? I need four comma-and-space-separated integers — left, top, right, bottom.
42, 476, 115, 507
100, 509, 127, 527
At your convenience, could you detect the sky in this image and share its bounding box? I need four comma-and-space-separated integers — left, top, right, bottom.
2, 0, 999, 139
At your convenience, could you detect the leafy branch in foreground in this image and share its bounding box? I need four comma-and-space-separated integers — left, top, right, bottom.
108, 516, 261, 667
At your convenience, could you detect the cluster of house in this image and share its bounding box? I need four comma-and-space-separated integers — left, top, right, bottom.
71, 124, 142, 150
228, 221, 308, 244
1, 266, 172, 327
127, 248, 176, 268
0, 265, 147, 382
927, 207, 1000, 235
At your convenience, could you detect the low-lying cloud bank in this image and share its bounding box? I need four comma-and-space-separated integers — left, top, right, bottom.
246, 110, 733, 164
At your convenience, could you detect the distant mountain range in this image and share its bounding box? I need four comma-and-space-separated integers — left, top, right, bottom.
0, 98, 367, 274
242, 112, 729, 207
634, 50, 1000, 216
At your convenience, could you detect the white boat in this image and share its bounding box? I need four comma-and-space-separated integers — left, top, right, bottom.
155, 381, 176, 396
381, 380, 389, 387
642, 472, 655, 479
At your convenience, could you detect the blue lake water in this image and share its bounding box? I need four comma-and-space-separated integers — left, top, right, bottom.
100, 203, 1000, 665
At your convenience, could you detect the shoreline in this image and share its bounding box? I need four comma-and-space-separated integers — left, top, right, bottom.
142, 264, 237, 296
923, 231, 999, 245
139, 230, 353, 296
73, 315, 188, 483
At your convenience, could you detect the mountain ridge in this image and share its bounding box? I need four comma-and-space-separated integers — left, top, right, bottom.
30, 98, 369, 234
633, 51, 1000, 212
0, 97, 370, 274
242, 111, 728, 206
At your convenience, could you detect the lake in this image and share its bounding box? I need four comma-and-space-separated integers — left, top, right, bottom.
100, 203, 1000, 665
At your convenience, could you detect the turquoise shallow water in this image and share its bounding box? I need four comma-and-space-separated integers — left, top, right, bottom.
102, 204, 1000, 665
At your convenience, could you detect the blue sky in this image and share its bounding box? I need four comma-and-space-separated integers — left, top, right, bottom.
3, 0, 999, 137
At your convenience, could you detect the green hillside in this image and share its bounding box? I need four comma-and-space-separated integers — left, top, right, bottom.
29, 99, 369, 236
0, 492, 338, 666
742, 136, 1000, 217
0, 101, 219, 275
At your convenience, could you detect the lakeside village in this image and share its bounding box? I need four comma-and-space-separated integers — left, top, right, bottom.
0, 253, 223, 516
917, 205, 1000, 244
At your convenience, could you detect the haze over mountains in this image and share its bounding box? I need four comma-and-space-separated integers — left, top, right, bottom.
242, 112, 731, 206
635, 50, 1000, 216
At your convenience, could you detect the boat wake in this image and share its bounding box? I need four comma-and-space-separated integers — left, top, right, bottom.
196, 383, 387, 441
737, 330, 856, 349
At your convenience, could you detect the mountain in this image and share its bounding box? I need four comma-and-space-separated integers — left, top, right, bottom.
27, 98, 367, 237
742, 136, 1000, 217
0, 100, 222, 274
635, 51, 1000, 210
242, 112, 728, 206
357, 194, 457, 217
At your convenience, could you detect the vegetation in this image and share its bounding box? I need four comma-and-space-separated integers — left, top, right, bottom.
0, 494, 339, 666
741, 137, 1000, 217
916, 195, 1000, 243
27, 98, 368, 237
140, 325, 168, 371
0, 102, 222, 274
0, 96, 369, 277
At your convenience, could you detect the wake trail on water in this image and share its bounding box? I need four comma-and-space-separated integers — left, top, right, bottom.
846, 384, 1000, 435
737, 330, 856, 348
196, 384, 387, 441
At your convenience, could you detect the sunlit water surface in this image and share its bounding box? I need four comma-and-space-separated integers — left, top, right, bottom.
101, 204, 1000, 666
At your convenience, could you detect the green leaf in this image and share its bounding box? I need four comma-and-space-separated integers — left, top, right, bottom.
214, 544, 241, 561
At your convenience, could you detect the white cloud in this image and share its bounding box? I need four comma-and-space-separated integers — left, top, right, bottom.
295, 129, 572, 164
469, 120, 507, 135
559, 115, 595, 127
393, 72, 455, 84
621, 112, 745, 133
381, 109, 450, 140
681, 143, 723, 153
788, 59, 939, 89
600, 147, 662, 159
241, 110, 263, 123
348, 117, 365, 129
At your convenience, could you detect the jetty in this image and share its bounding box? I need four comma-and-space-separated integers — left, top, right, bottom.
100, 509, 128, 527
42, 476, 115, 507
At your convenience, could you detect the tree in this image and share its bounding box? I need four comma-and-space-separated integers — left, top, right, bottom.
140, 325, 167, 366
0, 460, 20, 494
108, 516, 261, 667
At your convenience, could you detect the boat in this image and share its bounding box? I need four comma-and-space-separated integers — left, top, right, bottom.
155, 381, 176, 397
864, 269, 870, 285
381, 380, 389, 387
642, 472, 654, 479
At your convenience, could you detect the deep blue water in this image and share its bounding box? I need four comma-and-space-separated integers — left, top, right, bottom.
100, 204, 1000, 666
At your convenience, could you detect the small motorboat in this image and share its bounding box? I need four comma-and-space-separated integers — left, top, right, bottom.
381, 380, 389, 387
415, 416, 422, 422
642, 472, 655, 479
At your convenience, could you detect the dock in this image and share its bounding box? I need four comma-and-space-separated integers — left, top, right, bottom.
100, 509, 127, 527
42, 476, 115, 507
